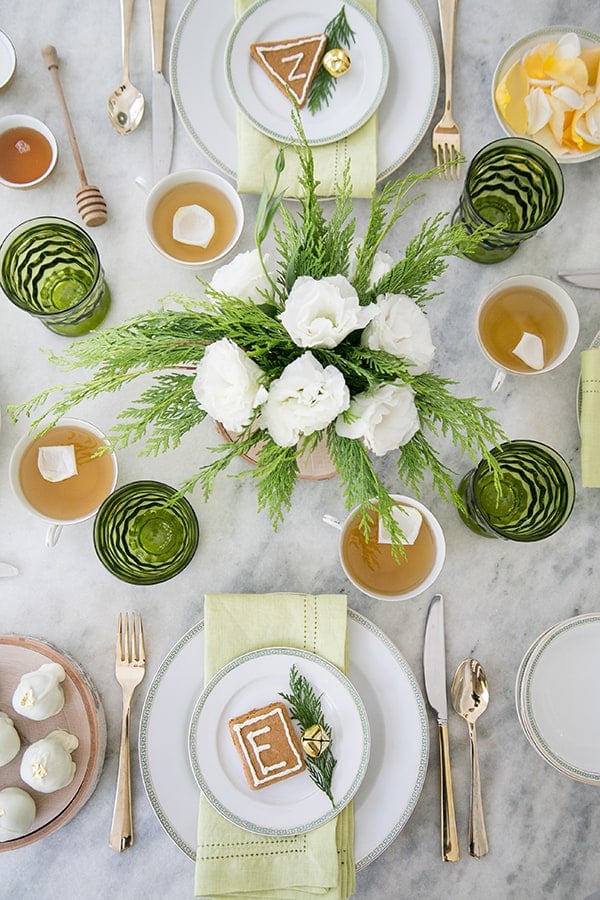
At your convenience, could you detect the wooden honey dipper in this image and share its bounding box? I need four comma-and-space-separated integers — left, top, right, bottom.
42, 45, 108, 227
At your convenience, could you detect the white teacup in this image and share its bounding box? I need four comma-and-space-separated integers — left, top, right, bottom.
9, 417, 118, 547
139, 168, 244, 268
324, 494, 446, 602
0, 114, 58, 189
477, 274, 579, 392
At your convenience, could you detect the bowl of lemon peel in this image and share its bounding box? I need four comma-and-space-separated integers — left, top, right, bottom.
493, 26, 600, 162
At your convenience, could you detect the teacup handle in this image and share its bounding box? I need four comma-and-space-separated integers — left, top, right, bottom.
45, 524, 63, 548
322, 514, 342, 531
491, 368, 506, 392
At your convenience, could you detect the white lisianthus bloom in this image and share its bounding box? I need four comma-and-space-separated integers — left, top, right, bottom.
193, 338, 268, 431
361, 293, 435, 374
335, 382, 420, 456
210, 249, 274, 304
261, 351, 350, 447
279, 275, 376, 349
348, 241, 394, 288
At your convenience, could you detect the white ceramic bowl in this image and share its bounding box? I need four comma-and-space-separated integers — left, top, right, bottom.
0, 114, 58, 188
492, 26, 600, 164
0, 31, 16, 90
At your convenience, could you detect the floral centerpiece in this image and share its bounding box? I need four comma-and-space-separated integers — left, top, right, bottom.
11, 118, 504, 553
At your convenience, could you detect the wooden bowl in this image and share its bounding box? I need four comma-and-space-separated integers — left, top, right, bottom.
0, 634, 106, 850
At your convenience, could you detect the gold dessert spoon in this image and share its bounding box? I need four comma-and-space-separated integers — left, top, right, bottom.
108, 0, 145, 134
450, 657, 490, 858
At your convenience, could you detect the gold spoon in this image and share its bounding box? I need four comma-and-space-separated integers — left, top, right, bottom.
108, 0, 145, 134
450, 658, 490, 858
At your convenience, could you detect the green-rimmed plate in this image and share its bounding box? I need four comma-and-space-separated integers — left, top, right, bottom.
225, 0, 388, 146
189, 647, 369, 835
516, 614, 600, 784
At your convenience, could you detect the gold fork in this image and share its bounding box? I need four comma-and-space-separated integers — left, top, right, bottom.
109, 612, 146, 852
432, 0, 461, 178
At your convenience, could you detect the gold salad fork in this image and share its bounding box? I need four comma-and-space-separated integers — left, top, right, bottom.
432, 0, 461, 177
109, 612, 146, 852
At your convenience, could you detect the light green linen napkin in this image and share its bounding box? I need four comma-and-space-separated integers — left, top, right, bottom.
580, 348, 600, 487
235, 0, 378, 197
194, 593, 355, 900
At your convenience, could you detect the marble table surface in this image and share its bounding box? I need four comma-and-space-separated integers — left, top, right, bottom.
1, 1, 600, 898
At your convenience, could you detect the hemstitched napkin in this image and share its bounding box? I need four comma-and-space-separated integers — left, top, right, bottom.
235, 0, 378, 198
580, 348, 600, 487
194, 593, 355, 900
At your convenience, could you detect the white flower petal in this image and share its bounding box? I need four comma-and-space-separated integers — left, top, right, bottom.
550, 84, 584, 110
193, 338, 267, 431
555, 32, 581, 59
525, 87, 552, 133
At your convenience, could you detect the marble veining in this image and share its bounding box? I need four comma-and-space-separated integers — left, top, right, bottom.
1, 0, 600, 897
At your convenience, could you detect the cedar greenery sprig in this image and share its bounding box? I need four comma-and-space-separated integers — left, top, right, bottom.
307, 6, 356, 115
280, 665, 336, 805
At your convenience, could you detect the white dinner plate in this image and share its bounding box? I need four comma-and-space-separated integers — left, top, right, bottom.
170, 0, 439, 182
189, 647, 370, 834
226, 0, 389, 146
139, 608, 428, 869
517, 614, 600, 784
0, 635, 106, 850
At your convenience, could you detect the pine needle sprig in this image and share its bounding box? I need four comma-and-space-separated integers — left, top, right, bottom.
307, 6, 356, 115
280, 665, 337, 805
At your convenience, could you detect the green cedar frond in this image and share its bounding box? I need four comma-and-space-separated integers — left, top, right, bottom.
307, 6, 356, 115
280, 665, 337, 804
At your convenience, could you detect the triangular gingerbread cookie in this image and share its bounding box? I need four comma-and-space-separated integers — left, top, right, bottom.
250, 34, 327, 107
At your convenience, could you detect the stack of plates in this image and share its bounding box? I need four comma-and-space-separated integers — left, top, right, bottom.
515, 614, 600, 784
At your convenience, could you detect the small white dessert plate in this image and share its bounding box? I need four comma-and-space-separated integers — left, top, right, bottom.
188, 646, 370, 835
225, 0, 389, 146
516, 614, 600, 784
0, 31, 16, 90
0, 635, 106, 849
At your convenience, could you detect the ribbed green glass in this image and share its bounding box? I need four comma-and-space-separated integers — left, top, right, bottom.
458, 440, 575, 541
94, 481, 199, 584
454, 138, 564, 264
0, 217, 110, 335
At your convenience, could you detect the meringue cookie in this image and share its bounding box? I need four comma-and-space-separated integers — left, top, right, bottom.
0, 787, 36, 841
12, 662, 66, 720
0, 712, 20, 766
20, 730, 79, 794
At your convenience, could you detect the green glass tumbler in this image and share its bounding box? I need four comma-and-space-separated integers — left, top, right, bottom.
454, 138, 564, 264
458, 440, 575, 541
0, 216, 110, 336
94, 481, 199, 584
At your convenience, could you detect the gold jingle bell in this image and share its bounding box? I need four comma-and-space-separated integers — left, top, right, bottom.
301, 723, 331, 758
322, 48, 351, 78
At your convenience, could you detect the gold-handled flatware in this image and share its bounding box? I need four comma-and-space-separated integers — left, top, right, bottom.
431, 0, 461, 177
108, 0, 145, 135
451, 657, 490, 858
423, 593, 460, 861
41, 45, 108, 226
109, 612, 146, 852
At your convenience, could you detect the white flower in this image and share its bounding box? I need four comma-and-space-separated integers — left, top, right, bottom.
261, 351, 350, 447
336, 382, 419, 456
279, 275, 376, 349
210, 249, 273, 304
193, 338, 268, 431
361, 293, 435, 374
348, 241, 394, 288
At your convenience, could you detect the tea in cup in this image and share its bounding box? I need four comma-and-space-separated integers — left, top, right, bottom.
0, 114, 57, 188
9, 417, 118, 547
325, 495, 445, 601
142, 169, 244, 267
476, 275, 579, 391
